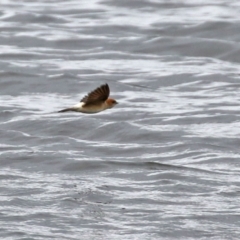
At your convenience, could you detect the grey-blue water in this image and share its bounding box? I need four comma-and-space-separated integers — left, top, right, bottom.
1, 0, 240, 239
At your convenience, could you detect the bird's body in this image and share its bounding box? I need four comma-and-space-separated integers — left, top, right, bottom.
58, 84, 118, 114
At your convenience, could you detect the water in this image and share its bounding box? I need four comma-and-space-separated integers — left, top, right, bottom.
1, 0, 240, 239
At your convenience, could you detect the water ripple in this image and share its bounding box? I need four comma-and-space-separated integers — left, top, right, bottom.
0, 0, 240, 239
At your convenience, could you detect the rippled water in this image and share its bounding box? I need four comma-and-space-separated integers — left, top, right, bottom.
1, 0, 240, 239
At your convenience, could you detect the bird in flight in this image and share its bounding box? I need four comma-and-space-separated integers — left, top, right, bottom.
58, 83, 118, 114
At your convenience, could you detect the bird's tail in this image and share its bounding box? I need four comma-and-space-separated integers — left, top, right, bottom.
58, 108, 74, 113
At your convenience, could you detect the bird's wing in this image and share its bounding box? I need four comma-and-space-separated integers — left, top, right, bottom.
80, 84, 110, 105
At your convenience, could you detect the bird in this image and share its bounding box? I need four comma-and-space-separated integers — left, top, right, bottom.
58, 83, 118, 114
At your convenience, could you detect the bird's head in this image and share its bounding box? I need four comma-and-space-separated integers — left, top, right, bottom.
106, 98, 118, 108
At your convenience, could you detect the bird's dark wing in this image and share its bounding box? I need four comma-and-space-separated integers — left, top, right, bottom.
80, 84, 110, 105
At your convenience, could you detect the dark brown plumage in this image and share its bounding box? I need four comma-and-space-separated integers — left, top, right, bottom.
80, 84, 110, 106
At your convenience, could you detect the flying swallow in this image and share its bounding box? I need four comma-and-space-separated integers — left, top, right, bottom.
58, 83, 118, 113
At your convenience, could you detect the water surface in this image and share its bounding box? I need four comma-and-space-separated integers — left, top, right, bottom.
1, 0, 240, 239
